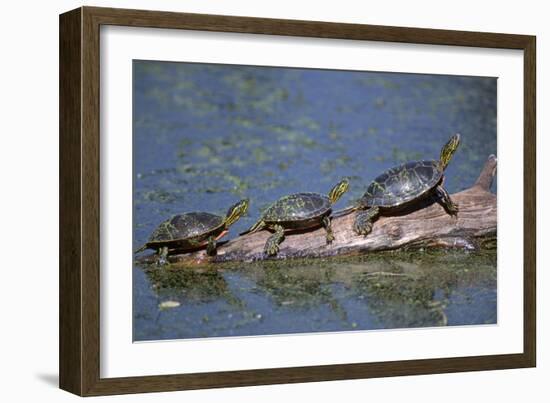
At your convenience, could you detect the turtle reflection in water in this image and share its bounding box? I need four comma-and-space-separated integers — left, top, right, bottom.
135, 199, 249, 265
241, 179, 349, 257
337, 133, 461, 236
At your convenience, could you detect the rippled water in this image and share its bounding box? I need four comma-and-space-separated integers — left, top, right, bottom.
132, 60, 497, 341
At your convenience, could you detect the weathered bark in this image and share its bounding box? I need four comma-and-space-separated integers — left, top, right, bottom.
137, 155, 497, 265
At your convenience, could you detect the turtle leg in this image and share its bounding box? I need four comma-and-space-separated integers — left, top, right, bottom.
353, 206, 380, 236
322, 216, 335, 244
435, 185, 459, 217
264, 224, 285, 257
206, 236, 217, 256
157, 246, 169, 266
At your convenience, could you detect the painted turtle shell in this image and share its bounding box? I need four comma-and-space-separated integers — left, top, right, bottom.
143, 212, 226, 250
360, 160, 442, 208
261, 192, 332, 227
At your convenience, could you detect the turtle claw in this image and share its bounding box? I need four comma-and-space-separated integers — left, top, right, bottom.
264, 225, 284, 257
449, 203, 459, 217
264, 242, 279, 257
206, 244, 217, 256
444, 201, 459, 218
156, 246, 169, 266
353, 214, 373, 237
435, 185, 459, 218
206, 236, 217, 256
354, 222, 373, 237
322, 216, 335, 244
353, 206, 379, 237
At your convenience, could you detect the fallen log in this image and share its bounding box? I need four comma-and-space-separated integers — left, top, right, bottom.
137, 155, 497, 265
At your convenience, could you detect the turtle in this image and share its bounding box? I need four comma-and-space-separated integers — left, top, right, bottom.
337, 133, 461, 236
240, 179, 349, 257
135, 199, 249, 265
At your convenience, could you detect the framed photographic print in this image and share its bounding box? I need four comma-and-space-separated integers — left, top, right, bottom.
59, 6, 536, 396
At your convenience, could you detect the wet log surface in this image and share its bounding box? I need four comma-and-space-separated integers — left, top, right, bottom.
137, 155, 497, 265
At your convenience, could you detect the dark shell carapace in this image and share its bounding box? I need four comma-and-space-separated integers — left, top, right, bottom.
263, 193, 332, 223
362, 160, 442, 207
148, 212, 224, 243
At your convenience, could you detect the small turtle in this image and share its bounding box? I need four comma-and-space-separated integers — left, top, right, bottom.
241, 179, 349, 257
337, 133, 461, 236
135, 199, 249, 265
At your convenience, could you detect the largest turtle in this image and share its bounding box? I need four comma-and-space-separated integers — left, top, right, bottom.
339, 133, 461, 236
241, 179, 349, 256
135, 199, 249, 265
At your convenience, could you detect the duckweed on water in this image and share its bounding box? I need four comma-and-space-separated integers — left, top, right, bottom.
135, 250, 496, 340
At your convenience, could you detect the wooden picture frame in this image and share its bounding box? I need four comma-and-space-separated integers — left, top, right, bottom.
59, 6, 536, 396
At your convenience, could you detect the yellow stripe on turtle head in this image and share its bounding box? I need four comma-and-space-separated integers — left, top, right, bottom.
328, 178, 350, 204
224, 199, 249, 227
439, 133, 461, 170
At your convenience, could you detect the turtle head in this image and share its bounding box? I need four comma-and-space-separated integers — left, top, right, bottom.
224, 199, 249, 227
328, 178, 350, 204
439, 133, 461, 170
